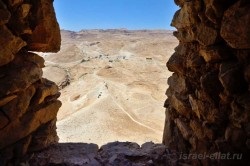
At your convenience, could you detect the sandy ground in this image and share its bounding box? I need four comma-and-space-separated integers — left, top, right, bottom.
41, 29, 178, 146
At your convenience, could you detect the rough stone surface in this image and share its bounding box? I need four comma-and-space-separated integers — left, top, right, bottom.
199, 45, 230, 63
164, 0, 250, 165
221, 1, 250, 49
219, 62, 247, 94
29, 142, 183, 166
0, 0, 61, 165
26, 0, 61, 52
0, 25, 26, 66
0, 8, 10, 25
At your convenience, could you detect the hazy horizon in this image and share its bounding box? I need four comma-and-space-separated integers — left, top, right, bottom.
60, 28, 175, 32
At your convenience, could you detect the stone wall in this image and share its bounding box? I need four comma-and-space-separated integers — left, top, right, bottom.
163, 0, 250, 165
0, 0, 61, 164
1, 0, 249, 165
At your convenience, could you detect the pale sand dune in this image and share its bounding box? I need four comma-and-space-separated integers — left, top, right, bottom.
42, 29, 178, 146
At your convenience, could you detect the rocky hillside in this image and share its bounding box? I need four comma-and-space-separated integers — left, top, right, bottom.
41, 29, 178, 145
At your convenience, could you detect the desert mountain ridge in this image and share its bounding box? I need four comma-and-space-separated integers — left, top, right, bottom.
41, 29, 178, 146
60, 28, 175, 32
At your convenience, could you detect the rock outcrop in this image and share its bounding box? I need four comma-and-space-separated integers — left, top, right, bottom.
164, 0, 250, 165
0, 0, 61, 165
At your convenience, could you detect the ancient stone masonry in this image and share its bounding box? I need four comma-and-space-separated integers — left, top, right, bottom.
1, 0, 250, 165
0, 0, 61, 165
163, 0, 250, 165
29, 142, 179, 166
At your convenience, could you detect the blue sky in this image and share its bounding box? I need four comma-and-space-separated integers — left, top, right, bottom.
54, 0, 179, 31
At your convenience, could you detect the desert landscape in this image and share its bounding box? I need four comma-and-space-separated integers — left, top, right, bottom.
41, 29, 178, 146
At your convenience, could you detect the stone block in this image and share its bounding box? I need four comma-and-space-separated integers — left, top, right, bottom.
168, 73, 189, 94
2, 85, 36, 121
22, 52, 45, 68
186, 54, 205, 68
26, 0, 61, 52
199, 45, 229, 63
169, 94, 190, 117
0, 61, 42, 97
173, 28, 195, 42
0, 100, 61, 149
221, 1, 250, 49
204, 0, 225, 24
219, 62, 247, 94
196, 23, 218, 46
190, 120, 205, 139
0, 25, 26, 66
17, 4, 31, 19
200, 71, 223, 101
28, 120, 58, 152
32, 78, 59, 105
175, 118, 192, 140
171, 1, 200, 29
167, 52, 185, 75
188, 95, 201, 119
0, 9, 10, 25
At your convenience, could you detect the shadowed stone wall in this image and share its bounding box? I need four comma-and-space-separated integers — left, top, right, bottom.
0, 0, 249, 165
163, 0, 250, 165
0, 0, 61, 164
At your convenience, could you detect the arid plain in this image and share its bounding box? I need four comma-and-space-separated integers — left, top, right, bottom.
41, 29, 178, 145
